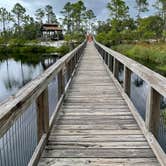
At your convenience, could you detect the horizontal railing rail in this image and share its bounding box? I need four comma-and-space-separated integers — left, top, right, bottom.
0, 40, 86, 166
94, 39, 166, 166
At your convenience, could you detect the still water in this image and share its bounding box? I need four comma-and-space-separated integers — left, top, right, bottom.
0, 55, 57, 102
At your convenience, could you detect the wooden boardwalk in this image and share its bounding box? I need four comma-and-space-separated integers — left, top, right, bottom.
38, 43, 160, 165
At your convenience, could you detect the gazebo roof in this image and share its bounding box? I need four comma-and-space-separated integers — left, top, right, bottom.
41, 24, 62, 31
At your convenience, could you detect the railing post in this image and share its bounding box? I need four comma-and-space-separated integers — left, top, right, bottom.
102, 49, 104, 59
76, 52, 79, 62
105, 52, 108, 65
124, 66, 131, 97
74, 53, 77, 64
58, 69, 65, 99
67, 60, 72, 81
145, 87, 161, 138
108, 54, 111, 68
113, 58, 119, 78
36, 88, 49, 142
104, 51, 106, 62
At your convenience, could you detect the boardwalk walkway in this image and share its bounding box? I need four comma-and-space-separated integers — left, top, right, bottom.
38, 43, 160, 165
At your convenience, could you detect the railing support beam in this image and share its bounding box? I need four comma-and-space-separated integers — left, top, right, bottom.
146, 87, 160, 138
67, 60, 72, 81
36, 88, 49, 142
113, 58, 119, 78
124, 66, 131, 97
58, 69, 65, 99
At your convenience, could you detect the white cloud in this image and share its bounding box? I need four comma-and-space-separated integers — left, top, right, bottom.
0, 0, 157, 22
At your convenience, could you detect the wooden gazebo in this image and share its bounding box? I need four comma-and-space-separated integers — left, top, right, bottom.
41, 24, 63, 41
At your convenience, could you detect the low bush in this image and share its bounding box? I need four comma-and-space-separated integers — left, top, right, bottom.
112, 43, 166, 76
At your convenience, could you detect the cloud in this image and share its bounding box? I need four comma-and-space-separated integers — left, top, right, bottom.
0, 0, 157, 21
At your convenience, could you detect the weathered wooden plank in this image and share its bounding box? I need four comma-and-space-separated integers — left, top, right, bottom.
38, 158, 160, 166
55, 119, 136, 125
53, 124, 139, 130
48, 134, 146, 142
49, 129, 142, 135
46, 141, 149, 149
63, 104, 128, 108
64, 98, 125, 103
60, 112, 132, 116
59, 115, 134, 120
41, 148, 155, 158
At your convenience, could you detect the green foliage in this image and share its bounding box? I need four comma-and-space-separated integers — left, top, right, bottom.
45, 5, 57, 24
12, 3, 26, 31
0, 43, 70, 57
137, 15, 163, 39
107, 0, 129, 20
135, 0, 149, 18
96, 28, 122, 46
96, 21, 111, 34
61, 1, 96, 34
55, 45, 70, 55
35, 8, 45, 23
64, 32, 85, 44
112, 43, 166, 76
95, 32, 111, 46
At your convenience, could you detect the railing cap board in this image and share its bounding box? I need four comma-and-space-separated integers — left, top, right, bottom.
95, 40, 166, 97
0, 41, 85, 137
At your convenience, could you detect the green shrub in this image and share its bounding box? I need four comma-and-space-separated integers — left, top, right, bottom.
56, 45, 70, 55
112, 43, 166, 76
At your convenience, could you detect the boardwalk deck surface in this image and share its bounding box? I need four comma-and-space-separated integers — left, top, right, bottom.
38, 43, 160, 165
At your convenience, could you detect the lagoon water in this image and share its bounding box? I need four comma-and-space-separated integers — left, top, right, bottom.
0, 56, 57, 102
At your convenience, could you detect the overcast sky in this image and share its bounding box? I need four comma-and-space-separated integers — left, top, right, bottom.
0, 0, 157, 21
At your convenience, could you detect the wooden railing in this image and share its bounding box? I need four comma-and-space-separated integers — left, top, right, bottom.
94, 40, 166, 166
0, 41, 86, 166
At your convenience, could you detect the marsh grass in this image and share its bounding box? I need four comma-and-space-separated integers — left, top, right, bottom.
112, 43, 166, 76
0, 44, 70, 57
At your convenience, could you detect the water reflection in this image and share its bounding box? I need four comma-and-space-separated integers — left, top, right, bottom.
0, 54, 57, 102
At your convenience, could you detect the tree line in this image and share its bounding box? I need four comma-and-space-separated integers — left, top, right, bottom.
96, 0, 166, 46
0, 1, 96, 43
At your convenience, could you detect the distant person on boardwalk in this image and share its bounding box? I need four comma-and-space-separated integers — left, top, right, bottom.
87, 34, 93, 42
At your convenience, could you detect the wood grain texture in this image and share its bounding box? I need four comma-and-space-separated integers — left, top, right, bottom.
38, 42, 160, 165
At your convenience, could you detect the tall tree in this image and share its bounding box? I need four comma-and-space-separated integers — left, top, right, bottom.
44, 5, 58, 24
35, 8, 45, 24
60, 2, 72, 33
156, 0, 166, 29
71, 1, 86, 31
12, 3, 26, 32
85, 9, 96, 33
0, 8, 11, 32
135, 0, 148, 19
50, 12, 58, 24
107, 0, 129, 21
0, 8, 7, 32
